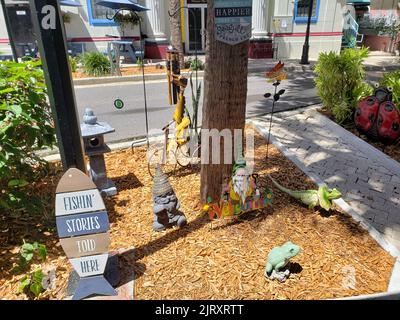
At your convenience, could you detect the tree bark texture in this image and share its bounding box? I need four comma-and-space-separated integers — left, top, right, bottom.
200, 0, 250, 203
169, 0, 185, 69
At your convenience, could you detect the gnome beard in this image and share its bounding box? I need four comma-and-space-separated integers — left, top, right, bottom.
232, 168, 250, 205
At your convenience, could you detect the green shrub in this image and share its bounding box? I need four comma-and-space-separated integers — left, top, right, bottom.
68, 55, 78, 72
314, 47, 372, 123
81, 51, 111, 77
380, 70, 400, 107
15, 241, 49, 299
136, 57, 144, 67
185, 58, 204, 71
190, 58, 203, 71
0, 60, 56, 214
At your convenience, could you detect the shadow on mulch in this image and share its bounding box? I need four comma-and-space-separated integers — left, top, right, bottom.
113, 172, 144, 192
289, 262, 303, 274
116, 213, 212, 282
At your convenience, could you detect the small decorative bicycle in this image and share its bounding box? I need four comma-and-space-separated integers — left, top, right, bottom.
147, 49, 201, 178
147, 121, 201, 178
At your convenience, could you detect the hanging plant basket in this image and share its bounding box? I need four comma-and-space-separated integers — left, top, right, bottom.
113, 11, 142, 28
62, 12, 71, 24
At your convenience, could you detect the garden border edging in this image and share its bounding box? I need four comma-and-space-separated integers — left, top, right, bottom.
249, 119, 400, 298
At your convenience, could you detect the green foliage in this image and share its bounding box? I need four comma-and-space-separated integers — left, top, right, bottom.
190, 58, 203, 71
62, 13, 71, 24
185, 58, 204, 71
113, 11, 141, 28
0, 60, 56, 214
314, 47, 372, 123
190, 72, 201, 134
360, 15, 400, 38
81, 51, 111, 77
69, 55, 78, 72
136, 57, 144, 67
16, 241, 48, 298
381, 71, 400, 107
17, 242, 47, 270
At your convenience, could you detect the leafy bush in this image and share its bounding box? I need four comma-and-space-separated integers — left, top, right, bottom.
15, 241, 49, 298
185, 58, 204, 71
381, 70, 400, 107
69, 55, 78, 72
0, 60, 56, 214
190, 58, 203, 71
314, 47, 372, 123
81, 51, 111, 77
136, 57, 144, 67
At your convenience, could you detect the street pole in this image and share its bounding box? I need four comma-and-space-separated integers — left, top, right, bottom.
300, 0, 314, 65
1, 0, 18, 61
29, 0, 86, 172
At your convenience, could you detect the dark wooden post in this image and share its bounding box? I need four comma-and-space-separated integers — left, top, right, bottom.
29, 0, 86, 172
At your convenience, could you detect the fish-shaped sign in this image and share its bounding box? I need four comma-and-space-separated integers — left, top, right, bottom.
55, 168, 117, 300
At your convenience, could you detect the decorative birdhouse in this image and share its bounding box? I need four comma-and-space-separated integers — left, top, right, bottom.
80, 108, 117, 197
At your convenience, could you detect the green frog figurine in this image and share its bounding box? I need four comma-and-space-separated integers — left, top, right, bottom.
264, 241, 301, 282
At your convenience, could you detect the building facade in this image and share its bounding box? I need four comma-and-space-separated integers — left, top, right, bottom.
0, 0, 346, 60
349, 0, 400, 53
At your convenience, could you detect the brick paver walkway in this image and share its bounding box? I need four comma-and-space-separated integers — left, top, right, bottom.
252, 107, 400, 251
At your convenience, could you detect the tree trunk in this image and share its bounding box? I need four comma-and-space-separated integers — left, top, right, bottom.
168, 0, 185, 69
200, 0, 250, 203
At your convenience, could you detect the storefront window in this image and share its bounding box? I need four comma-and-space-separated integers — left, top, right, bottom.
294, 0, 320, 23
87, 0, 117, 26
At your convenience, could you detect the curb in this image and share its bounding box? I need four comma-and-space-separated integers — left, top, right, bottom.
41, 137, 148, 162
249, 117, 400, 297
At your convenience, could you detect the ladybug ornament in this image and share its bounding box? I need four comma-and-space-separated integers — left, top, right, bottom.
354, 85, 400, 145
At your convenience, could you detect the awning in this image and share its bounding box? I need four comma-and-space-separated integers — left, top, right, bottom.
60, 0, 82, 7
96, 0, 149, 12
346, 0, 371, 5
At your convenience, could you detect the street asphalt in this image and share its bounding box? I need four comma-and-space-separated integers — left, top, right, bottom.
73, 70, 384, 143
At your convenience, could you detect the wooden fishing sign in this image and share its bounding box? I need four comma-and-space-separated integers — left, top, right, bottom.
55, 168, 117, 300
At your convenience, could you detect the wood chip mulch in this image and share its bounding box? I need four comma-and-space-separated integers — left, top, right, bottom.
0, 128, 395, 300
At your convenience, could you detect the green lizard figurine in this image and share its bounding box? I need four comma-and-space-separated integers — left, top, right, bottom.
265, 241, 301, 282
268, 175, 342, 211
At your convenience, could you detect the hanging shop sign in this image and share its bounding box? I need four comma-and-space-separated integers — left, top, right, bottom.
214, 0, 252, 45
55, 168, 117, 300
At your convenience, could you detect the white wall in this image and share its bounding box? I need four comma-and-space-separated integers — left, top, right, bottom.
62, 1, 140, 53
0, 5, 12, 55
272, 0, 345, 60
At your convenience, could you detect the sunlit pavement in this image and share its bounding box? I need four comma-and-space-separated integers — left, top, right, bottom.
74, 70, 382, 143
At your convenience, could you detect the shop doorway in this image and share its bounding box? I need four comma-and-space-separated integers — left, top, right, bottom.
185, 1, 207, 54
